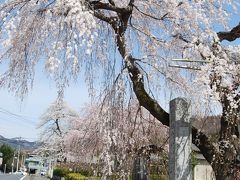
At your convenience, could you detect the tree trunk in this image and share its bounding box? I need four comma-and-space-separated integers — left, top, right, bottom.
213, 162, 236, 180
212, 100, 239, 180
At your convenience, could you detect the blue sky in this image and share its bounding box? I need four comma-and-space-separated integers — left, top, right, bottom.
0, 66, 90, 140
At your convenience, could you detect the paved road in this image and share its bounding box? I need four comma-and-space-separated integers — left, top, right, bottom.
0, 174, 48, 180
0, 174, 24, 180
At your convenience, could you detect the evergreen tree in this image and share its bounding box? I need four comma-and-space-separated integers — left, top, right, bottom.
0, 144, 15, 173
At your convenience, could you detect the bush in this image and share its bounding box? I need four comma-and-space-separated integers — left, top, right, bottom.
53, 167, 70, 177
66, 173, 87, 180
78, 169, 93, 177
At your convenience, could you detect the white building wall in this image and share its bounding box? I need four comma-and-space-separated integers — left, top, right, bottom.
194, 164, 215, 180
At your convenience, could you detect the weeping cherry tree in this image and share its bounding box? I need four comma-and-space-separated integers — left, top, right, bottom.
0, 0, 240, 179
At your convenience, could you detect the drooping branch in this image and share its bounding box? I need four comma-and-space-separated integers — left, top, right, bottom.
218, 23, 240, 42
91, 0, 218, 165
136, 144, 165, 156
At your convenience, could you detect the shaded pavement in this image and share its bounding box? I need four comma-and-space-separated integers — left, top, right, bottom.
23, 174, 49, 180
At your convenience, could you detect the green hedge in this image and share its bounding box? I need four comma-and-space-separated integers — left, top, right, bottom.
149, 175, 168, 180
78, 169, 94, 177
66, 173, 87, 180
65, 173, 101, 180
53, 167, 70, 177
53, 167, 168, 180
52, 167, 100, 180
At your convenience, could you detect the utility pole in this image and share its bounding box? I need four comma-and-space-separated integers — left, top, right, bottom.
12, 153, 15, 173
21, 154, 24, 167
16, 137, 21, 172
4, 164, 6, 174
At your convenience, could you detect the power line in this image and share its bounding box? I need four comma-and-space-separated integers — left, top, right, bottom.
0, 115, 36, 126
0, 107, 38, 124
0, 118, 35, 127
0, 107, 38, 120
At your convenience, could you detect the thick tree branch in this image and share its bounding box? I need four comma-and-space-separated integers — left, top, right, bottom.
218, 23, 240, 42
125, 55, 170, 126
128, 0, 134, 6
192, 126, 216, 163
88, 1, 132, 14
126, 53, 217, 163
93, 11, 117, 28
55, 118, 62, 137
108, 0, 115, 6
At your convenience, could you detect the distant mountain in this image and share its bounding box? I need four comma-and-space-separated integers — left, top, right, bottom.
0, 135, 39, 151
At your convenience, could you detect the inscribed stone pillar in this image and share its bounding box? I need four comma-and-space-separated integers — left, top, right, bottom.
169, 98, 192, 180
132, 156, 147, 180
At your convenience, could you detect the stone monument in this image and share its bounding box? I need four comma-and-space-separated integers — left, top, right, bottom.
169, 98, 192, 180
